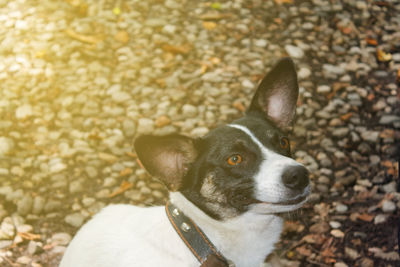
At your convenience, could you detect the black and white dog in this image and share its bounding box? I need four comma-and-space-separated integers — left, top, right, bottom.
60, 58, 310, 267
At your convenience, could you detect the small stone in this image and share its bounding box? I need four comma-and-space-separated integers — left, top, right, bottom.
254, 39, 268, 47
111, 91, 131, 103
317, 85, 331, 93
15, 104, 33, 119
332, 127, 349, 138
137, 118, 154, 134
69, 180, 84, 194
123, 119, 136, 137
103, 177, 116, 187
285, 45, 304, 59
382, 200, 396, 212
334, 263, 348, 267
336, 203, 348, 213
0, 217, 15, 239
191, 127, 209, 137
17, 195, 33, 215
298, 67, 311, 79
329, 221, 341, 228
65, 213, 85, 228
241, 79, 254, 89
331, 229, 345, 238
182, 104, 197, 117
85, 166, 98, 178
51, 232, 72, 246
345, 247, 359, 260
162, 24, 176, 34
382, 181, 397, 193
0, 137, 14, 156
361, 131, 380, 142
374, 214, 389, 224
16, 256, 31, 264
27, 240, 38, 255
379, 115, 400, 125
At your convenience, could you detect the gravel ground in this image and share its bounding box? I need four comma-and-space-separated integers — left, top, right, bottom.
0, 0, 399, 266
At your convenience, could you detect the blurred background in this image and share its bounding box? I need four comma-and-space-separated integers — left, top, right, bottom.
0, 0, 399, 266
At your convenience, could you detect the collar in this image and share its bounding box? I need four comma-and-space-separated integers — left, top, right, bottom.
165, 201, 234, 267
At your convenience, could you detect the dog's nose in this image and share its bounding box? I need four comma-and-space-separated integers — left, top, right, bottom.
282, 166, 309, 191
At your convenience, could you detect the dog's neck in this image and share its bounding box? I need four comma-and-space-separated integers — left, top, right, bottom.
169, 192, 284, 267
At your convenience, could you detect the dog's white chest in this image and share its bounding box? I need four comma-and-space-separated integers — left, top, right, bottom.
59, 204, 198, 267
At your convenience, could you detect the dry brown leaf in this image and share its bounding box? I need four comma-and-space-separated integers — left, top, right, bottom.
233, 101, 246, 112
366, 37, 378, 46
397, 69, 400, 82
203, 21, 217, 30
284, 221, 305, 233
296, 246, 312, 257
120, 168, 133, 177
65, 29, 102, 44
155, 115, 171, 128
379, 129, 395, 139
274, 0, 293, 4
162, 44, 192, 54
18, 232, 41, 241
377, 48, 392, 62
108, 181, 133, 198
340, 112, 353, 121
357, 213, 374, 222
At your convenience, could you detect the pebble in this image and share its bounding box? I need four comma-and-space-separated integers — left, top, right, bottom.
137, 118, 155, 134
0, 217, 15, 239
284, 45, 304, 59
0, 137, 14, 155
374, 214, 389, 224
298, 67, 311, 79
361, 131, 380, 142
379, 115, 400, 125
336, 203, 348, 213
65, 213, 85, 228
51, 232, 72, 246
330, 229, 345, 238
17, 195, 33, 216
317, 85, 331, 93
15, 104, 33, 119
381, 200, 396, 212
329, 221, 342, 229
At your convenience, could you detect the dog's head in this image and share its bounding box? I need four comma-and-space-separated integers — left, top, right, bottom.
135, 58, 310, 220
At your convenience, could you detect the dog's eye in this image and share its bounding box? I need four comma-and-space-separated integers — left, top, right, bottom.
227, 154, 243, 166
279, 137, 290, 150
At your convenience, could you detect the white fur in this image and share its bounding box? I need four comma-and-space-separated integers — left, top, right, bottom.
60, 124, 308, 267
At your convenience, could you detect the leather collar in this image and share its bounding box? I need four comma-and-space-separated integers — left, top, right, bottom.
165, 201, 234, 267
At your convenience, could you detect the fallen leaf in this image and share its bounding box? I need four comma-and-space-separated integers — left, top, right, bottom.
340, 112, 353, 121
340, 26, 353, 34
397, 69, 400, 82
274, 0, 293, 4
155, 115, 171, 127
98, 152, 118, 163
357, 213, 374, 222
137, 158, 144, 169
296, 246, 312, 257
108, 181, 133, 198
321, 247, 335, 258
113, 7, 121, 15
379, 129, 395, 139
284, 221, 305, 233
65, 29, 102, 44
18, 232, 41, 241
203, 21, 217, 30
114, 31, 130, 43
162, 44, 192, 54
233, 101, 246, 112
120, 168, 133, 177
273, 18, 282, 24
310, 222, 330, 234
210, 2, 222, 9
367, 93, 375, 101
366, 37, 378, 46
377, 48, 392, 62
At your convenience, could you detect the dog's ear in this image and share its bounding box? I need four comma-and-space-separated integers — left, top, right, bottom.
134, 134, 197, 191
247, 57, 299, 130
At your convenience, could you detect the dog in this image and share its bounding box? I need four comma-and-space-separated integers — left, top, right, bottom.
59, 58, 310, 267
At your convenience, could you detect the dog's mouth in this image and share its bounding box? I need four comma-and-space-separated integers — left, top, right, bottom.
249, 194, 307, 206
